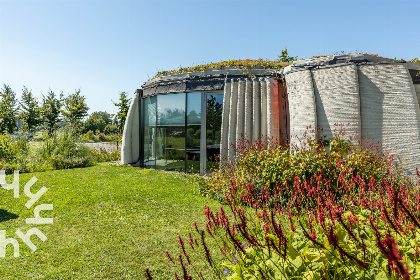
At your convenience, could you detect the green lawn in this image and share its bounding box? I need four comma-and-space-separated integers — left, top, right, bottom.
0, 165, 222, 279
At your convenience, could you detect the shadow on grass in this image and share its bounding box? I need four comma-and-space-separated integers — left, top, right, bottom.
0, 209, 19, 222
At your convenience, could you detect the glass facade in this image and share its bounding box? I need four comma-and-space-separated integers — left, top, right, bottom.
142, 91, 222, 173
156, 93, 186, 171
143, 96, 156, 168
186, 92, 201, 172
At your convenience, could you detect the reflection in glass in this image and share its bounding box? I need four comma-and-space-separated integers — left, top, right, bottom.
143, 96, 156, 168
186, 92, 201, 173
156, 93, 186, 171
206, 94, 223, 171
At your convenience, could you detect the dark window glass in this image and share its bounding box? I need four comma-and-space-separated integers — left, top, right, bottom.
206, 94, 223, 171
143, 96, 156, 168
156, 93, 186, 171
186, 92, 201, 172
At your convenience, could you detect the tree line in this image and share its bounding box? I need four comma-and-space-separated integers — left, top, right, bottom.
0, 84, 131, 136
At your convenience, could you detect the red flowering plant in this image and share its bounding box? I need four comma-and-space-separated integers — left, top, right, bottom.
147, 127, 420, 279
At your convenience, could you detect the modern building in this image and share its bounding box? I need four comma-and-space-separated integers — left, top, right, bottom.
121, 54, 420, 175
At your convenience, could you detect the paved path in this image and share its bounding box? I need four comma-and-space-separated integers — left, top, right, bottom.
84, 142, 121, 152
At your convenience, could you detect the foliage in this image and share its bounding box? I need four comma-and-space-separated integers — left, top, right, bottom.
112, 92, 131, 133
151, 132, 419, 279
278, 47, 298, 63
83, 117, 107, 134
0, 134, 28, 163
0, 84, 18, 134
104, 123, 119, 135
90, 111, 113, 125
19, 86, 42, 133
41, 90, 63, 136
39, 129, 93, 169
153, 59, 290, 80
62, 89, 89, 130
81, 130, 122, 143
0, 129, 121, 173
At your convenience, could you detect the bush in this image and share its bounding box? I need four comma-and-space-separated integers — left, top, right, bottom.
149, 132, 420, 279
40, 130, 93, 169
0, 134, 31, 173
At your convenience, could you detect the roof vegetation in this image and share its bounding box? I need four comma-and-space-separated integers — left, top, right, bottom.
153, 59, 291, 80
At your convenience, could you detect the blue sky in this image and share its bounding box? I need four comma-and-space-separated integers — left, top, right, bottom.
0, 0, 419, 115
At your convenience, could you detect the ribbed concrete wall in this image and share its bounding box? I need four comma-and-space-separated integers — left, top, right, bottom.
261, 79, 268, 137
268, 78, 280, 140
228, 80, 239, 160
220, 79, 232, 161
121, 92, 140, 164
278, 82, 289, 145
285, 70, 317, 149
244, 79, 253, 140
358, 64, 420, 174
221, 78, 285, 162
312, 64, 360, 144
236, 79, 246, 141
252, 78, 262, 141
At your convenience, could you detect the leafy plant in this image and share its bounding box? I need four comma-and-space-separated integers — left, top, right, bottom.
278, 48, 298, 63
149, 130, 419, 279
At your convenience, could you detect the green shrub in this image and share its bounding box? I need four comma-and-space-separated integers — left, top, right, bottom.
153, 132, 418, 279
40, 130, 93, 169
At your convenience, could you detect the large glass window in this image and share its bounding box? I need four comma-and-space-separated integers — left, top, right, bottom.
143, 96, 156, 168
186, 92, 201, 173
156, 93, 186, 171
206, 94, 223, 171
141, 91, 223, 173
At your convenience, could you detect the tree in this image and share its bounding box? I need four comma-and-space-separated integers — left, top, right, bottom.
112, 92, 131, 133
278, 47, 298, 63
62, 89, 89, 130
0, 84, 18, 134
82, 111, 114, 134
19, 86, 41, 133
41, 90, 63, 136
83, 117, 107, 133
90, 111, 112, 125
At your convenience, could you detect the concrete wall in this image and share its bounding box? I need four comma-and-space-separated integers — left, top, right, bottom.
285, 63, 420, 175
358, 64, 420, 173
312, 64, 360, 144
285, 70, 317, 149
220, 77, 287, 162
121, 92, 140, 164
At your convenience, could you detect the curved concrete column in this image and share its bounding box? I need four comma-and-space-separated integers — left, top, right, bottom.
260, 79, 268, 138
267, 78, 280, 142
228, 79, 239, 160
236, 79, 246, 143
220, 79, 232, 162
121, 92, 140, 164
244, 78, 253, 140
252, 78, 261, 141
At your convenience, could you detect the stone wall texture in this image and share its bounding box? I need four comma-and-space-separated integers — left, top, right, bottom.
285, 63, 420, 174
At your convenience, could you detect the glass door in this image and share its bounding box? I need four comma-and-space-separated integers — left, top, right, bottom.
200, 92, 223, 174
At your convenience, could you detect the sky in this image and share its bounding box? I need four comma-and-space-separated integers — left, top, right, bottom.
0, 0, 419, 115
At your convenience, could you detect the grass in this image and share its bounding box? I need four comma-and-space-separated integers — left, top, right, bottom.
0, 164, 222, 279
